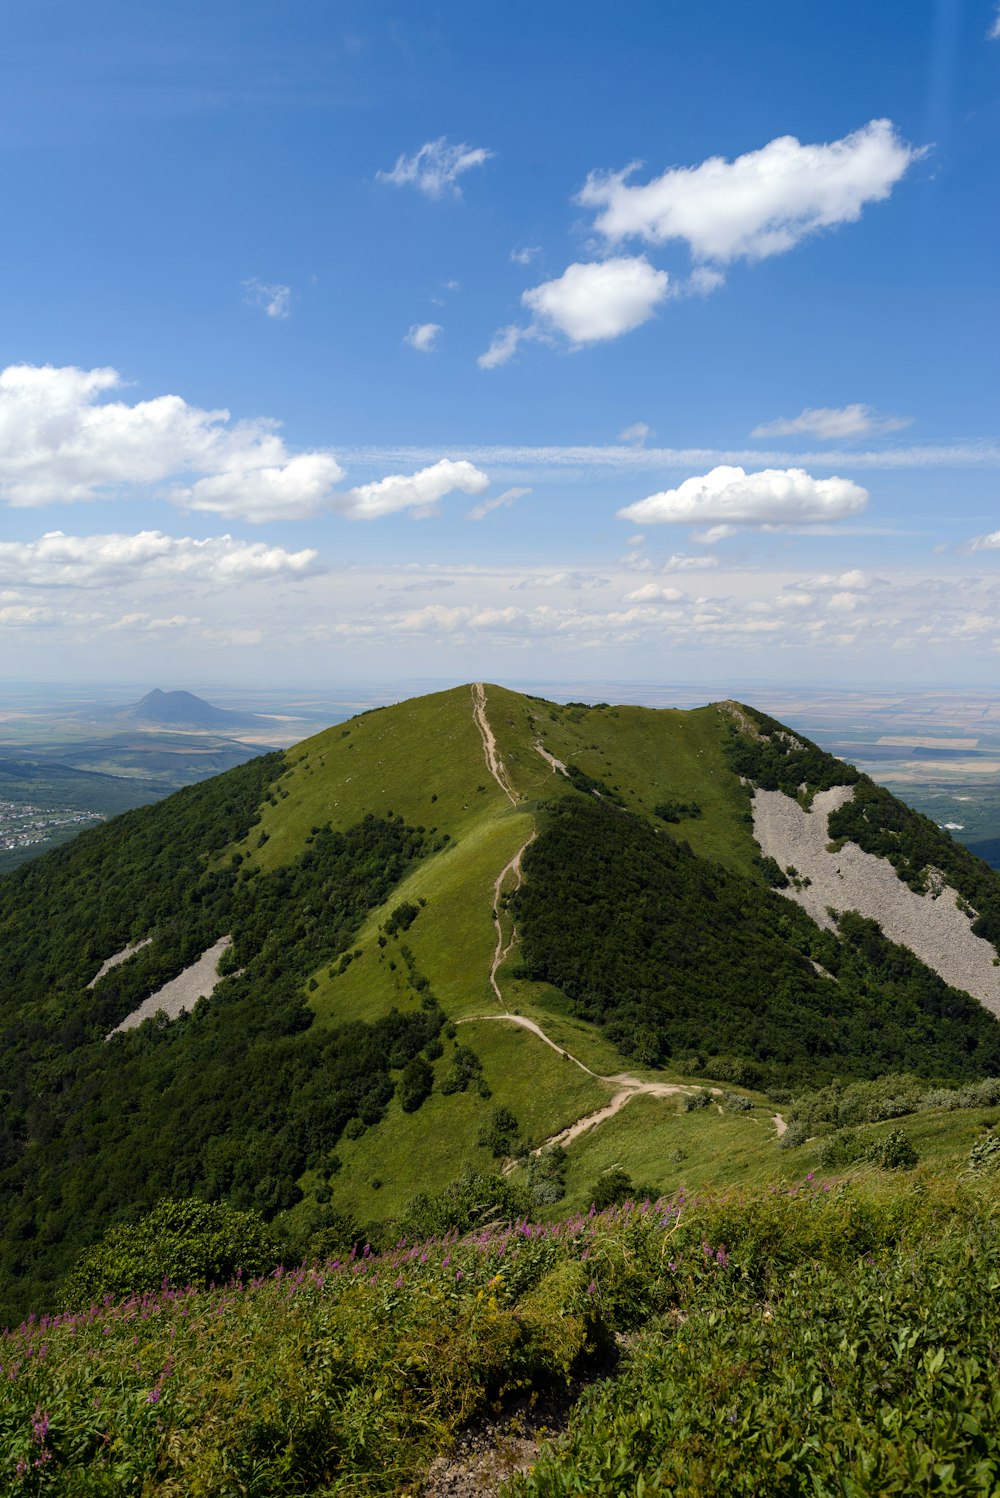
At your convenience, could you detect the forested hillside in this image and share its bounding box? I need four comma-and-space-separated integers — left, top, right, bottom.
3, 683, 1000, 1332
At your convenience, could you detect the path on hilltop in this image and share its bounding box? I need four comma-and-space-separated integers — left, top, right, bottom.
489, 835, 536, 1012
472, 683, 518, 805
467, 682, 785, 1151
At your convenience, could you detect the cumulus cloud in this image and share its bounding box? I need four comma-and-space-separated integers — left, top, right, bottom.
752, 403, 911, 440
624, 583, 685, 602
405, 322, 442, 352
466, 485, 530, 521
242, 278, 292, 319
619, 422, 651, 446
0, 531, 321, 588
618, 465, 868, 530
0, 363, 344, 521
377, 137, 494, 198
510, 246, 540, 265
480, 258, 669, 367
171, 452, 346, 523
523, 257, 669, 344
337, 459, 489, 520
578, 120, 922, 263
968, 530, 1000, 551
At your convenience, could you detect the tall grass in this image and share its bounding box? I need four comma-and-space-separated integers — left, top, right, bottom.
2, 1179, 997, 1495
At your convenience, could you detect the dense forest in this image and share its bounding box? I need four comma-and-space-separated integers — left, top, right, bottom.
0, 756, 443, 1325
514, 793, 1000, 1087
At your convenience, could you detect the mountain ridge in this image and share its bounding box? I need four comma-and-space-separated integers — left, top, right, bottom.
2, 681, 1000, 1323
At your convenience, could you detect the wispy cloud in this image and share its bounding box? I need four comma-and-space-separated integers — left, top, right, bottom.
404, 322, 442, 352
242, 278, 292, 320
377, 137, 494, 198
466, 485, 530, 521
752, 403, 911, 440
338, 441, 1000, 478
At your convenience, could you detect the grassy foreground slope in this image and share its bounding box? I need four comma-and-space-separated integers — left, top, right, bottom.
4, 1173, 1000, 1495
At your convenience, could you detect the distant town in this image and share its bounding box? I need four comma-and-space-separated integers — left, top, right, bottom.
0, 799, 105, 855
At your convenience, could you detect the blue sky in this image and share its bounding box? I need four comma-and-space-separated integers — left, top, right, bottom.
1, 0, 999, 689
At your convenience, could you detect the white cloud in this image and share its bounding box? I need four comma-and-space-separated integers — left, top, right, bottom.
478, 324, 531, 370
0, 531, 321, 588
752, 403, 911, 439
968, 530, 1000, 551
523, 257, 669, 344
662, 553, 720, 572
0, 363, 344, 521
618, 464, 868, 529
619, 422, 651, 445
990, 4, 1000, 38
337, 458, 489, 520
337, 439, 1000, 475
242, 278, 292, 320
171, 452, 346, 523
624, 583, 685, 602
377, 137, 494, 198
480, 257, 669, 367
466, 485, 530, 521
828, 590, 861, 611
405, 322, 442, 352
510, 246, 540, 265
578, 120, 922, 264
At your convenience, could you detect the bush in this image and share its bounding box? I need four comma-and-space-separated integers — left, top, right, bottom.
867, 1129, 919, 1170
968, 1127, 1000, 1175
62, 1198, 282, 1307
721, 1091, 753, 1113
588, 1169, 635, 1211
477, 1104, 521, 1158
528, 1145, 567, 1206
398, 1170, 532, 1240
778, 1120, 809, 1150
399, 1055, 433, 1113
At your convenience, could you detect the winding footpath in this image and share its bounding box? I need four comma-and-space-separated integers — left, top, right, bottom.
471, 682, 517, 805
466, 684, 785, 1149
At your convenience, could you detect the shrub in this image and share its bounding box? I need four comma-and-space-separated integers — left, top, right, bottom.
867, 1129, 919, 1170
62, 1198, 282, 1307
968, 1127, 1000, 1175
477, 1104, 521, 1158
399, 1055, 433, 1113
721, 1091, 753, 1113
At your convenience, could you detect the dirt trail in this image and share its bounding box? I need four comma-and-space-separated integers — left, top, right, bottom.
772, 1113, 788, 1138
460, 1011, 713, 1155
489, 835, 536, 1012
534, 742, 568, 775
472, 683, 517, 805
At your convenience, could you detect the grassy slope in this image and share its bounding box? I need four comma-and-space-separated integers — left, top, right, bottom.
221, 683, 999, 1232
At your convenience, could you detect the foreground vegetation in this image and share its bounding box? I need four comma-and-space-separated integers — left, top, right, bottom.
2, 1175, 999, 1495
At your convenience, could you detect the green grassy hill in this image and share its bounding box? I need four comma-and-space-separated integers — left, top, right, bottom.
2, 683, 1000, 1330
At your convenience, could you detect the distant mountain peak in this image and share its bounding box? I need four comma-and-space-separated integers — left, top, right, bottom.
126, 689, 255, 728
